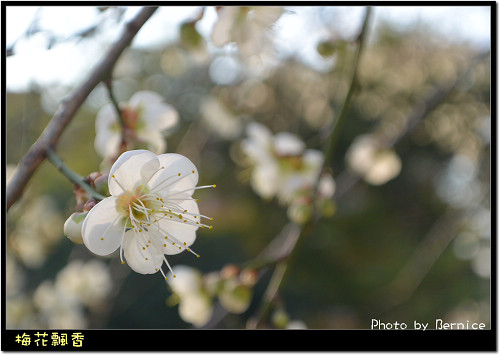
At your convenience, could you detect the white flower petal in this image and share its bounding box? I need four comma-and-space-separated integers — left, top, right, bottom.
136, 129, 166, 155
251, 162, 280, 199
364, 150, 402, 185
142, 103, 179, 131
178, 294, 213, 327
108, 150, 158, 196
95, 104, 118, 131
81, 197, 123, 256
167, 265, 202, 296
273, 132, 305, 156
123, 232, 163, 274
129, 91, 164, 107
94, 130, 121, 159
158, 203, 199, 255
318, 174, 336, 198
303, 149, 324, 176
211, 7, 239, 46
247, 122, 272, 146
148, 154, 199, 197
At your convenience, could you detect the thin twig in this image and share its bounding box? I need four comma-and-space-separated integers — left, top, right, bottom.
46, 148, 106, 201
323, 6, 372, 169
6, 7, 158, 212
243, 8, 374, 329
104, 78, 127, 136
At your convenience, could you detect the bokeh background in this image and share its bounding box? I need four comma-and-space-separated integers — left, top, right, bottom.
5, 5, 491, 329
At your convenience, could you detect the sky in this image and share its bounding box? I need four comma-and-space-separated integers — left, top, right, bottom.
5, 5, 492, 93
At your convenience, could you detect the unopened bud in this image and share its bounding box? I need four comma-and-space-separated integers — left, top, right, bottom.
239, 268, 258, 287
272, 308, 290, 329
319, 199, 337, 218
218, 280, 252, 314
87, 172, 102, 187
94, 174, 109, 196
83, 199, 98, 212
287, 203, 313, 225
220, 264, 240, 280
63, 212, 87, 244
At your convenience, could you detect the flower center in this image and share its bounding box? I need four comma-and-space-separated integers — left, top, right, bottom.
118, 192, 150, 223
110, 170, 216, 281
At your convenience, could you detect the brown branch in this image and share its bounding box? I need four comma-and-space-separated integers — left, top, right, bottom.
6, 6, 158, 212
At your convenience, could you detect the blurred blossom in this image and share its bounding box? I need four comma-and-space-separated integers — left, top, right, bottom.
55, 259, 112, 310
237, 79, 275, 113
95, 91, 179, 162
471, 246, 490, 279
211, 6, 284, 58
6, 294, 41, 329
30, 259, 113, 328
167, 265, 214, 327
444, 299, 489, 328
241, 122, 324, 205
33, 280, 87, 329
209, 55, 242, 85
286, 320, 308, 329
200, 95, 243, 139
9, 196, 63, 268
346, 134, 402, 185
167, 264, 255, 327
287, 173, 337, 224
6, 253, 25, 297
434, 154, 482, 208
218, 278, 252, 314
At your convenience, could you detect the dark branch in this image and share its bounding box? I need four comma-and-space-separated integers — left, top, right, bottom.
6, 7, 158, 212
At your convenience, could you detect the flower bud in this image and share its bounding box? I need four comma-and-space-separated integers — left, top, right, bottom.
87, 172, 103, 187
203, 271, 222, 296
63, 212, 87, 244
319, 199, 337, 218
83, 199, 98, 212
94, 174, 109, 196
239, 268, 259, 287
218, 279, 252, 314
271, 308, 290, 329
287, 203, 313, 225
220, 264, 240, 280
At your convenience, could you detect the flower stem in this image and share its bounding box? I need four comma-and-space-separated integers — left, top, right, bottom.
247, 7, 373, 329
104, 78, 127, 134
323, 6, 372, 169
46, 148, 106, 201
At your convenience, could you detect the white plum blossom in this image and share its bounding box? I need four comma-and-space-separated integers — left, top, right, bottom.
241, 122, 324, 204
211, 6, 284, 57
81, 150, 214, 280
345, 134, 402, 185
167, 265, 213, 327
95, 91, 179, 161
